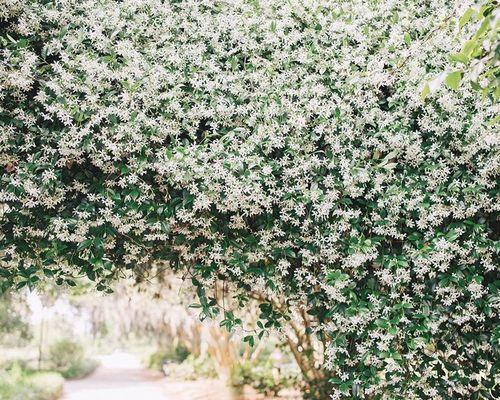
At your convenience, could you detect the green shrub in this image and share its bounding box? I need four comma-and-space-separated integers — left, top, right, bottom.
163, 355, 218, 380
27, 372, 65, 400
48, 339, 98, 379
229, 361, 253, 388
60, 358, 99, 379
0, 364, 63, 400
231, 360, 300, 397
148, 345, 190, 371
0, 358, 29, 371
48, 339, 84, 370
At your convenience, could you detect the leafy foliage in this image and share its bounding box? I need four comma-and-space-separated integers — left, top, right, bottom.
0, 293, 31, 345
422, 0, 499, 101
48, 339, 98, 379
162, 355, 218, 380
231, 359, 300, 397
456, 1, 499, 98
148, 345, 190, 371
0, 1, 498, 399
0, 364, 64, 400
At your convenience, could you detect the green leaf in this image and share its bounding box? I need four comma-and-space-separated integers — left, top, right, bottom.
130, 189, 140, 200
420, 83, 430, 102
16, 281, 28, 289
243, 335, 255, 347
459, 8, 475, 30
449, 52, 469, 64
77, 239, 93, 251
462, 40, 476, 57
86, 269, 96, 281
43, 268, 54, 277
474, 17, 490, 38
404, 32, 411, 45
444, 71, 462, 90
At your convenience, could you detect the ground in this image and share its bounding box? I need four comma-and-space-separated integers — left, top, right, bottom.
61, 351, 240, 400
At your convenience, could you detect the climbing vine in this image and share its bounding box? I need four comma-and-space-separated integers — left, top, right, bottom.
1, 1, 498, 398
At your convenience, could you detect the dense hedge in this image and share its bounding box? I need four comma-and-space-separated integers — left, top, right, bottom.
0, 1, 498, 398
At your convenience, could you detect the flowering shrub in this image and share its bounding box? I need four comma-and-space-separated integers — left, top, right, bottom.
0, 0, 498, 398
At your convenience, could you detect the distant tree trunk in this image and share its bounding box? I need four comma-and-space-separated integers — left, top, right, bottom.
38, 315, 45, 370
205, 325, 238, 381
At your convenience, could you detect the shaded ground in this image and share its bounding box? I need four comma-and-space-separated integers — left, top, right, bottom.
61, 351, 245, 400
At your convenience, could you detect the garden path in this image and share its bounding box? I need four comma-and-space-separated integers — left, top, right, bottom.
61, 351, 235, 400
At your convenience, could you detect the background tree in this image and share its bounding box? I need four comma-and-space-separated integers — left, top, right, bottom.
0, 292, 31, 346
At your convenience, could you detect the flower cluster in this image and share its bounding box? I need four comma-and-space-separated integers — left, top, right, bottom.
0, 0, 498, 398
